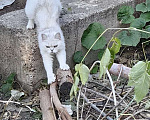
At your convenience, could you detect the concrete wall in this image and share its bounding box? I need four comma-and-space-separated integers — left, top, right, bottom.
0, 0, 140, 92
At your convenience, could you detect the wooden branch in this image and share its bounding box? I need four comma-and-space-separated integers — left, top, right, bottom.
39, 89, 56, 120
50, 82, 72, 120
49, 68, 73, 120
109, 63, 131, 79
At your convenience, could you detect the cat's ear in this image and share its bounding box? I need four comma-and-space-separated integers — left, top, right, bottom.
55, 32, 61, 40
41, 34, 47, 41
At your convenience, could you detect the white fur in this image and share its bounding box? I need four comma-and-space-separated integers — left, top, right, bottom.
25, 0, 69, 84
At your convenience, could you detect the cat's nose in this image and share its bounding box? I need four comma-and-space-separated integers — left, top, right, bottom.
50, 48, 54, 52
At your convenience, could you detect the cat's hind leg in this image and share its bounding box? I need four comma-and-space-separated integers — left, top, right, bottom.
25, 0, 37, 29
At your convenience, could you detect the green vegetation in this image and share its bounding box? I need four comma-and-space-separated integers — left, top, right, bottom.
72, 0, 150, 103
0, 73, 16, 97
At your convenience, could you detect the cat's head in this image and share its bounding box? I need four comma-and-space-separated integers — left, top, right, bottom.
39, 29, 64, 54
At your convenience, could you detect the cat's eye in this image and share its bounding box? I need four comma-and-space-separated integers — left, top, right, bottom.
46, 46, 50, 48
54, 45, 58, 48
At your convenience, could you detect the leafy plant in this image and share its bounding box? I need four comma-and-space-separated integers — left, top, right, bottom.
70, 63, 90, 99
71, 0, 150, 104
117, 6, 135, 24
117, 1, 150, 46
0, 73, 16, 97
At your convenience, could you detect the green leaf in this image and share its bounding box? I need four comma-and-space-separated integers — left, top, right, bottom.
70, 84, 74, 100
32, 111, 42, 119
78, 64, 90, 85
6, 73, 16, 84
73, 76, 79, 96
136, 3, 147, 12
141, 25, 150, 39
73, 51, 84, 63
75, 64, 81, 72
134, 74, 150, 103
128, 61, 150, 103
146, 0, 150, 11
146, 0, 150, 3
108, 49, 115, 70
0, 73, 15, 96
110, 37, 121, 54
108, 37, 121, 69
98, 49, 105, 60
81, 22, 106, 50
0, 83, 12, 95
118, 30, 141, 46
145, 100, 150, 109
136, 0, 150, 12
130, 18, 146, 29
90, 65, 99, 74
99, 48, 111, 79
147, 61, 150, 75
117, 6, 135, 24
140, 12, 150, 22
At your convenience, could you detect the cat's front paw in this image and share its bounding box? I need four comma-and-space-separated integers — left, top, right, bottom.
60, 64, 70, 70
47, 74, 56, 84
27, 20, 34, 29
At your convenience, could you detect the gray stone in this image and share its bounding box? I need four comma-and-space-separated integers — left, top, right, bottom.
0, 0, 137, 92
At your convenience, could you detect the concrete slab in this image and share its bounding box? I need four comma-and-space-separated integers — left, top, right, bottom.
0, 0, 137, 91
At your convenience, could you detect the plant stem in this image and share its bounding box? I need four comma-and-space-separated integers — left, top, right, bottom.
77, 85, 82, 120
106, 70, 119, 119
89, 61, 101, 72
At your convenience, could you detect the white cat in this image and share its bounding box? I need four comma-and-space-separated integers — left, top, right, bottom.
25, 0, 69, 84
